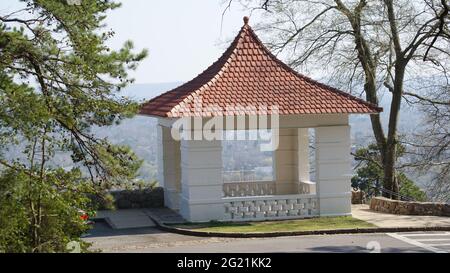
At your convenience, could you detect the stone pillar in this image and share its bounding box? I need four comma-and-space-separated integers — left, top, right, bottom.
315, 125, 352, 216
273, 128, 298, 194
157, 123, 181, 210
179, 138, 223, 222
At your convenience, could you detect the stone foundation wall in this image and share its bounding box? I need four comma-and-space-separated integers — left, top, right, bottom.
92, 187, 164, 210
370, 197, 450, 216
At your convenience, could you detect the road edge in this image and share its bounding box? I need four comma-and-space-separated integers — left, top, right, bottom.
148, 216, 450, 238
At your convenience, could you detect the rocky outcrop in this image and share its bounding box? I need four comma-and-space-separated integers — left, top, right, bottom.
370, 197, 450, 216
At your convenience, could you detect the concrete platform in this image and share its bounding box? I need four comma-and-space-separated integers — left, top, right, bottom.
95, 209, 157, 229
352, 204, 450, 228
143, 207, 186, 224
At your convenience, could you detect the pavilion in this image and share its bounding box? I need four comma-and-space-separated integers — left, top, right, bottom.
140, 17, 382, 222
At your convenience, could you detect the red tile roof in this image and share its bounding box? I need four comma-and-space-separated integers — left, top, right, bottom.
140, 18, 382, 118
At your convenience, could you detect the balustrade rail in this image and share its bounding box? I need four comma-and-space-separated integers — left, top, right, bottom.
223, 180, 316, 197
223, 181, 276, 197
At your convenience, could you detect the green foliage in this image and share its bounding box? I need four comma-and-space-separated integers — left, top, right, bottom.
0, 168, 94, 253
351, 144, 384, 193
122, 179, 158, 191
352, 144, 427, 201
0, 1, 147, 252
0, 171, 28, 252
398, 173, 427, 202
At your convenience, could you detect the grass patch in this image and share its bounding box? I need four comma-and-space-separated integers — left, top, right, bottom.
173, 216, 375, 233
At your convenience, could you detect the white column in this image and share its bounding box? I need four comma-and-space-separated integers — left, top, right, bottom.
273, 128, 298, 194
315, 125, 352, 216
157, 124, 181, 210
297, 128, 310, 182
179, 138, 223, 222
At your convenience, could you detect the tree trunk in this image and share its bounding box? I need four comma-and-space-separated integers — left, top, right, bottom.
345, 9, 389, 188
382, 62, 406, 198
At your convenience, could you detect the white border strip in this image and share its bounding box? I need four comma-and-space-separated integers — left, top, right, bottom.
400, 232, 450, 237
416, 238, 450, 242
387, 233, 448, 253
428, 243, 450, 247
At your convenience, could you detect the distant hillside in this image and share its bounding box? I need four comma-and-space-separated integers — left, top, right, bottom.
94, 82, 182, 180
349, 94, 421, 146
121, 82, 183, 101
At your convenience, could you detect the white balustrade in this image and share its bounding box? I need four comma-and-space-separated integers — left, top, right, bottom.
223, 181, 276, 197
298, 180, 316, 194
223, 194, 318, 220
223, 180, 316, 197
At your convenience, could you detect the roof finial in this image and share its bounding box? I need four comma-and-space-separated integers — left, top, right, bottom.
243, 16, 249, 25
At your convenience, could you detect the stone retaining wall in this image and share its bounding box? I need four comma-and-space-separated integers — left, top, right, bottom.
370, 197, 450, 216
92, 187, 164, 210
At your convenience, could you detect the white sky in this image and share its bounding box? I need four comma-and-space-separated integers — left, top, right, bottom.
1, 0, 251, 84
105, 0, 249, 84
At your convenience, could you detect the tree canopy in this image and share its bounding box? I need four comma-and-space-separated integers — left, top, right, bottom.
0, 0, 147, 252
231, 0, 449, 197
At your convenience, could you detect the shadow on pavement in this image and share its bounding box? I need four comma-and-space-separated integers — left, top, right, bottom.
305, 245, 429, 253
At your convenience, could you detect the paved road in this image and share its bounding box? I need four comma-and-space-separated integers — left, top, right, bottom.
83, 222, 450, 253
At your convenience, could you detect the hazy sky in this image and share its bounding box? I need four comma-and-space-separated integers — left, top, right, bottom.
115, 1, 255, 84
105, 0, 251, 84
1, 0, 251, 84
